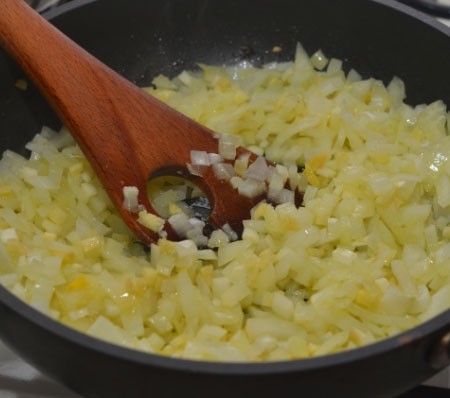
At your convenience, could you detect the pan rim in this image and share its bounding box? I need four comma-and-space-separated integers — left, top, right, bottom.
373, 0, 450, 35
42, 0, 450, 36
0, 0, 449, 377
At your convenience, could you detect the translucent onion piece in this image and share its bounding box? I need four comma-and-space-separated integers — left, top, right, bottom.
219, 133, 241, 160
222, 223, 238, 241
243, 156, 268, 182
237, 178, 266, 198
208, 153, 223, 165
168, 213, 192, 237
187, 163, 208, 177
213, 162, 236, 180
190, 150, 211, 166
122, 186, 142, 213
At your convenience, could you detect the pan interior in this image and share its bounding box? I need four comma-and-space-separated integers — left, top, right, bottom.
0, 0, 449, 375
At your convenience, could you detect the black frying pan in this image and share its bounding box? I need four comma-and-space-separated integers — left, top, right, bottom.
398, 0, 450, 18
0, 1, 449, 397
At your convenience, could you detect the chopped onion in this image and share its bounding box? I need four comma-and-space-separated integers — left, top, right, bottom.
187, 163, 208, 177
222, 223, 238, 241
237, 178, 266, 198
122, 186, 142, 213
234, 153, 251, 176
208, 153, 223, 164
243, 156, 269, 182
186, 229, 208, 247
207, 229, 230, 248
288, 165, 300, 190
271, 188, 295, 204
310, 49, 329, 70
274, 164, 289, 182
268, 187, 281, 203
3, 42, 449, 364
168, 213, 192, 237
190, 150, 211, 166
219, 133, 241, 160
168, 213, 208, 245
212, 162, 236, 180
268, 172, 285, 192
137, 210, 165, 233
0, 228, 18, 242
188, 217, 205, 230
229, 176, 244, 190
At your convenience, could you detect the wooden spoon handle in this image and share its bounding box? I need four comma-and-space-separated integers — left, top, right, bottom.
0, 0, 163, 242
0, 0, 264, 244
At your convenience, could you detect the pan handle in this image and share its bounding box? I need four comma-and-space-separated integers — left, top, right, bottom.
397, 0, 450, 18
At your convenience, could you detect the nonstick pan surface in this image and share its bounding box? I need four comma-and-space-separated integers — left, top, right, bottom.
0, 1, 449, 397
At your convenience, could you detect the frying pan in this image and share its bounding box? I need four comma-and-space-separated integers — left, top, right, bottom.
398, 0, 450, 18
0, 0, 449, 397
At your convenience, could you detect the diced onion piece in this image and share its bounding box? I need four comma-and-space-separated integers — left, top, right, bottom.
243, 156, 269, 182
187, 163, 208, 177
347, 68, 362, 82
175, 240, 198, 258
207, 229, 230, 248
268, 172, 285, 192
288, 165, 300, 190
137, 210, 165, 233
213, 162, 236, 180
168, 213, 207, 245
222, 223, 238, 241
188, 217, 205, 230
14, 79, 28, 91
168, 213, 192, 237
327, 58, 343, 74
275, 164, 289, 181
197, 248, 217, 260
310, 49, 329, 70
190, 150, 211, 166
186, 229, 208, 247
268, 186, 282, 203
234, 153, 251, 176
1, 228, 18, 242
178, 70, 193, 86
230, 176, 244, 190
208, 153, 223, 164
270, 188, 295, 204
219, 133, 241, 160
237, 178, 266, 198
186, 218, 208, 246
122, 186, 142, 213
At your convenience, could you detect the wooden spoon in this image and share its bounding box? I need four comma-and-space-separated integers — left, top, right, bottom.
0, 0, 283, 245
